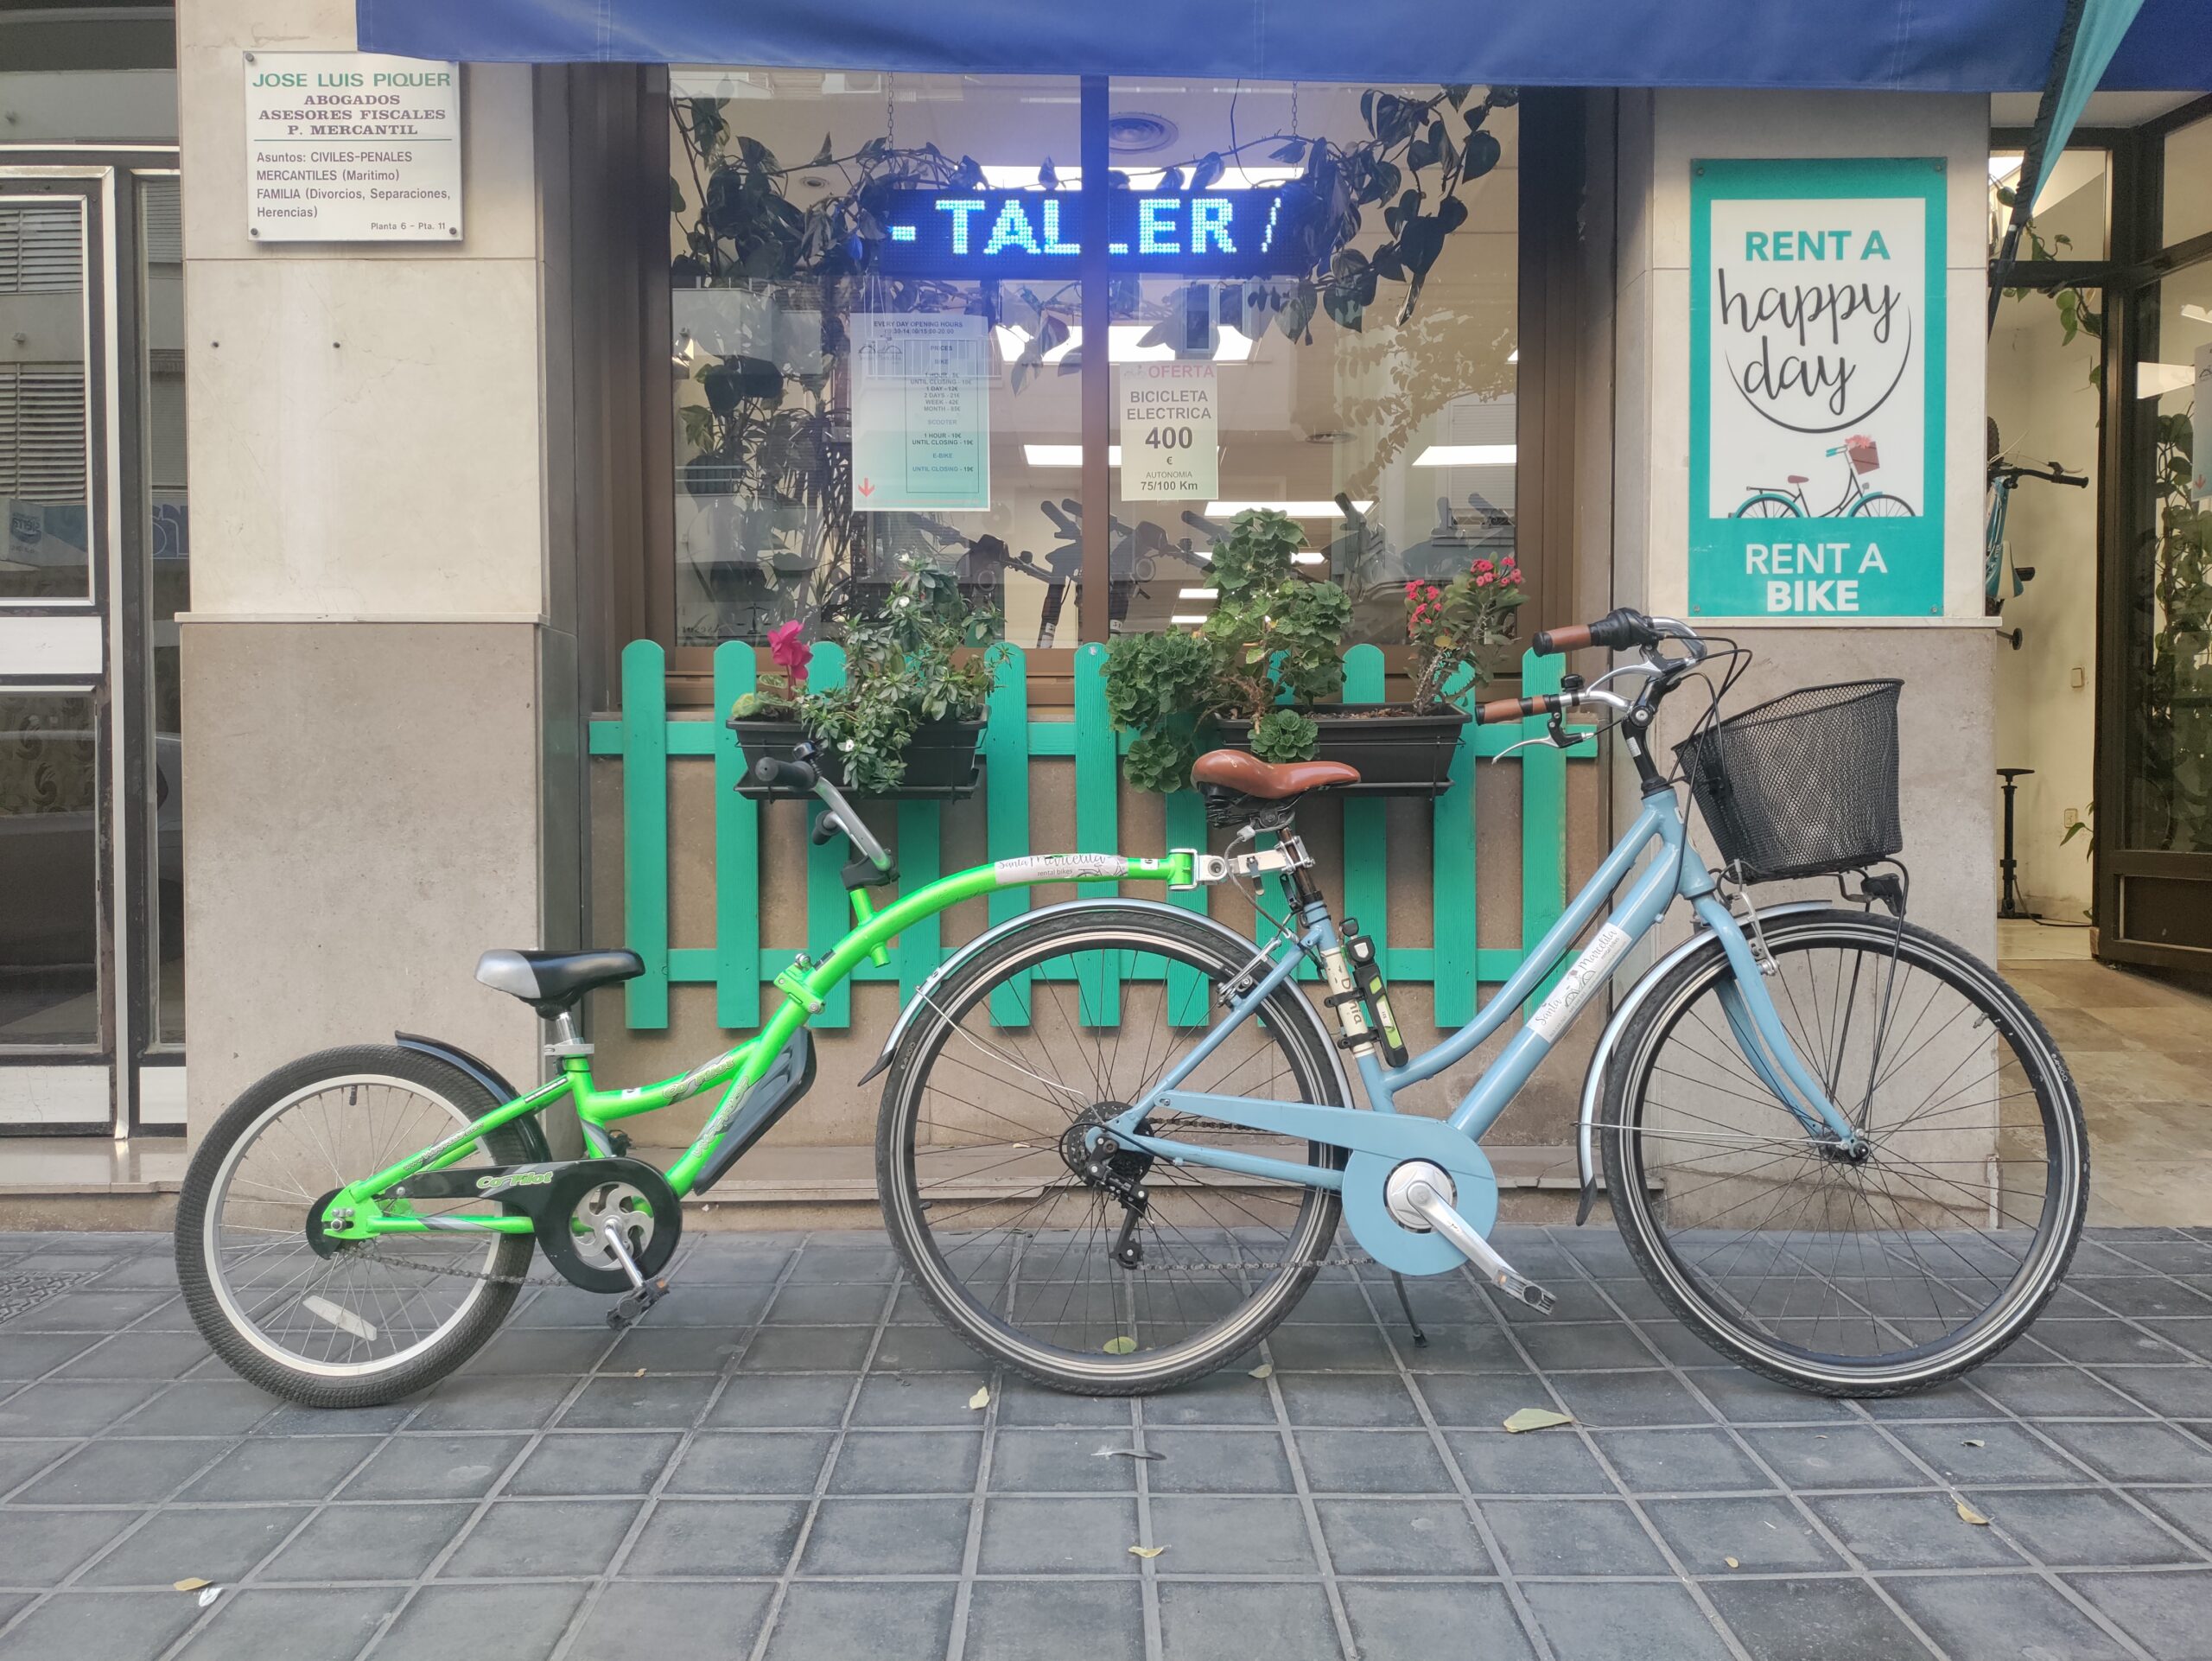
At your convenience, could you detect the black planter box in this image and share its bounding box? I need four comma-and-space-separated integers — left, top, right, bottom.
1211, 704, 1470, 799
729, 716, 986, 800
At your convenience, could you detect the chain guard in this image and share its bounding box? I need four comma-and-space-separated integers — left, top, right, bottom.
532, 1158, 682, 1294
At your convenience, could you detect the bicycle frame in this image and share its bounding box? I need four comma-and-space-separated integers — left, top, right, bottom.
318, 852, 1193, 1240
317, 783, 1859, 1258
1101, 786, 1859, 1183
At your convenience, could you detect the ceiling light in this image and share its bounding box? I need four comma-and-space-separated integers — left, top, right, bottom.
1294, 550, 1326, 565
1179, 587, 1218, 599
1412, 444, 1518, 468
2183, 303, 2212, 325
1023, 444, 1122, 467
1507, 347, 1520, 364
996, 323, 1253, 366
1169, 614, 1210, 624
1205, 500, 1376, 519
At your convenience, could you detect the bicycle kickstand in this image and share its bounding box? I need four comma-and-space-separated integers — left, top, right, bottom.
1388, 1272, 1428, 1347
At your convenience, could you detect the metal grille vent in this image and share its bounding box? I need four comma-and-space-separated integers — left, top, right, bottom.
0, 204, 84, 296
0, 366, 89, 504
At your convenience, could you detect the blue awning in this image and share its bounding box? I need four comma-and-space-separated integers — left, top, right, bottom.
355, 0, 2212, 90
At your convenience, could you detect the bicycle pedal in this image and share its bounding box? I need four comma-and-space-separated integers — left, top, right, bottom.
1497, 1275, 1557, 1315
607, 1277, 671, 1331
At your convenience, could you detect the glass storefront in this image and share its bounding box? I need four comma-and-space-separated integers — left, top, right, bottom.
666, 73, 1521, 650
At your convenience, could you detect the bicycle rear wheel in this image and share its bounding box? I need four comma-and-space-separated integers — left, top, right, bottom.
876, 903, 1347, 1394
1601, 909, 2086, 1396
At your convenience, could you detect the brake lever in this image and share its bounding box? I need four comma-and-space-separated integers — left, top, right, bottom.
1491, 713, 1574, 764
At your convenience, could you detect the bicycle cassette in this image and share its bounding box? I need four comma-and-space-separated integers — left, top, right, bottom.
531, 1157, 682, 1294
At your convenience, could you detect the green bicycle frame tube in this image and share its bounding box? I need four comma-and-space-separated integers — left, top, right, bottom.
326, 851, 1193, 1237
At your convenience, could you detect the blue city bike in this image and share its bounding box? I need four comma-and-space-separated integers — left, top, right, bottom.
177, 609, 2085, 1407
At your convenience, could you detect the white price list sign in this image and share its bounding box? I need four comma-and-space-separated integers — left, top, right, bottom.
246, 53, 462, 242
1119, 363, 1219, 500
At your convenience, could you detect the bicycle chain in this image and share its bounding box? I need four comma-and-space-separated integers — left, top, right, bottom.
335, 1236, 1376, 1286
331, 1237, 574, 1289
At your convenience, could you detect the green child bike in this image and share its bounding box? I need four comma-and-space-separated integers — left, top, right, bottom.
176, 609, 2087, 1409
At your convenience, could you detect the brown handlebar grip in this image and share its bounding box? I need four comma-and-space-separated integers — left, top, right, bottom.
1532, 623, 1593, 655
1475, 694, 1551, 724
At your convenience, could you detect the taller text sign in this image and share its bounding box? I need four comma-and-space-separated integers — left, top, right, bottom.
245, 53, 462, 242
872, 188, 1303, 279
1689, 158, 1948, 619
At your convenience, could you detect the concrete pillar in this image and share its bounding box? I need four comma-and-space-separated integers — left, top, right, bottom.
175, 1, 578, 1130
1607, 90, 1998, 961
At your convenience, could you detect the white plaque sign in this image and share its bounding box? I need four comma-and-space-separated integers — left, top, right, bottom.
1118, 362, 1219, 500
245, 53, 462, 243
849, 314, 991, 512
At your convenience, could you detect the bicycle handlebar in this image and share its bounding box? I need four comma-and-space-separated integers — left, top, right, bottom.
1990, 461, 2088, 488
1532, 608, 1668, 657
1473, 693, 1569, 725
750, 755, 817, 792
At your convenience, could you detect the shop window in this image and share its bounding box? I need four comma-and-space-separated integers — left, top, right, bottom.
1104, 85, 1517, 646
2164, 114, 2212, 251
2121, 264, 2212, 857
664, 74, 1527, 650
1988, 146, 2108, 263
668, 71, 1081, 648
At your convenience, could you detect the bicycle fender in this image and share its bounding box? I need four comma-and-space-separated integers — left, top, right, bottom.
1571, 901, 1834, 1223
393, 1031, 552, 1163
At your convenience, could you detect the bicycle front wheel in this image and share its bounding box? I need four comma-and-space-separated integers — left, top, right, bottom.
1602, 909, 2085, 1396
876, 903, 1347, 1394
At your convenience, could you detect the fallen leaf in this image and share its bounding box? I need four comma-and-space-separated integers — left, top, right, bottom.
968, 1385, 991, 1410
1724, 1557, 1739, 1569
197, 1587, 222, 1608
634, 1369, 646, 1378
173, 1578, 210, 1593
1103, 1336, 1137, 1354
1094, 1448, 1166, 1461
1962, 1439, 1985, 1448
1955, 1499, 1990, 1526
1502, 1407, 1574, 1434
1249, 1363, 1274, 1380
1128, 1544, 1166, 1559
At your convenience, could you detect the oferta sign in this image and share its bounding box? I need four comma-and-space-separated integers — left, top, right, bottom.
872, 188, 1303, 279
1689, 158, 1947, 619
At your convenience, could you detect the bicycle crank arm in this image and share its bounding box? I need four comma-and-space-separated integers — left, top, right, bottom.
1396, 1170, 1557, 1314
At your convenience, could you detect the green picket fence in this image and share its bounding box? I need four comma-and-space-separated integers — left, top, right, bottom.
588, 640, 1597, 1031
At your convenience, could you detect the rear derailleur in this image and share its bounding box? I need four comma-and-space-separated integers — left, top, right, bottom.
1062, 1104, 1154, 1270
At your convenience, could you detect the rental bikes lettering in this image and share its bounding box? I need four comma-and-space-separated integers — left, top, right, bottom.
1688, 158, 1948, 618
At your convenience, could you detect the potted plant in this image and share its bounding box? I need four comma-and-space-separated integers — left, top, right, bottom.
1103, 511, 1507, 798
728, 555, 1003, 798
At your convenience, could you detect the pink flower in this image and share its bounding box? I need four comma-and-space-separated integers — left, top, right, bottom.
1473, 558, 1493, 574
767, 620, 811, 679
1475, 572, 1493, 588
1404, 580, 1421, 597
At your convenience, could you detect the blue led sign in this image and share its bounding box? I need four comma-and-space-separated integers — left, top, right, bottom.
873, 188, 1306, 279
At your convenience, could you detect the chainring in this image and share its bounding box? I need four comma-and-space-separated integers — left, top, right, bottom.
533, 1159, 683, 1294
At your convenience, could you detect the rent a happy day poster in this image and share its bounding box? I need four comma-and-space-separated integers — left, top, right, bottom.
1689, 157, 1948, 619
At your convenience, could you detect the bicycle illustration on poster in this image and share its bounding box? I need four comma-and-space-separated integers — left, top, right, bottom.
1689, 157, 1948, 618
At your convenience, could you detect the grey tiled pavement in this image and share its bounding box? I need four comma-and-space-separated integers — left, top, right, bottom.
2, 1227, 2211, 1660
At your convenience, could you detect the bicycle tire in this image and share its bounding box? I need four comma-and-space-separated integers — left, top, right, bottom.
1601, 909, 2085, 1397
175, 1046, 539, 1408
876, 903, 1347, 1395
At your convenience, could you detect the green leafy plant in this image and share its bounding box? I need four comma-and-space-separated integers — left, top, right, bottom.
731, 555, 1004, 794
1404, 551, 1527, 708
1101, 509, 1353, 790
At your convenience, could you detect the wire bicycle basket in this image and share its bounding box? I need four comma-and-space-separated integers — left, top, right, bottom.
1675, 679, 1903, 883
